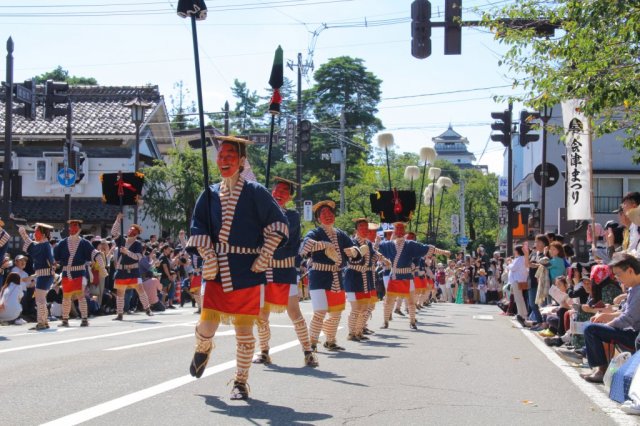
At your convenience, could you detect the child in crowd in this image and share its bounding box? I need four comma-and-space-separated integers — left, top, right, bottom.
477, 269, 487, 304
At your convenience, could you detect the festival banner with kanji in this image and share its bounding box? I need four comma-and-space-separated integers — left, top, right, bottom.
561, 99, 592, 221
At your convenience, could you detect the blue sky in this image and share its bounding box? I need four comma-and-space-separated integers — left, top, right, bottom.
1, 0, 526, 175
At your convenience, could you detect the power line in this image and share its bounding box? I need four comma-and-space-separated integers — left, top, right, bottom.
382, 85, 513, 101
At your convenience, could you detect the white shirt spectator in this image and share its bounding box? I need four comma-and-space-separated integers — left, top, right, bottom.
507, 256, 528, 284
0, 281, 27, 322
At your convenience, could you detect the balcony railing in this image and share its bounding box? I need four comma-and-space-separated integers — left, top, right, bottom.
594, 196, 622, 214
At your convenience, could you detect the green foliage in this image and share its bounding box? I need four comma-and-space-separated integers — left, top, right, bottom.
169, 81, 197, 130
142, 143, 216, 234
481, 1, 640, 157
35, 66, 97, 85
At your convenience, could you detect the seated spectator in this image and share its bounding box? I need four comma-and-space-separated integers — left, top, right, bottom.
142, 272, 165, 312
0, 272, 31, 324
581, 253, 640, 383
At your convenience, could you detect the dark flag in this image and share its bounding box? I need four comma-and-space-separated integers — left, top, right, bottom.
101, 172, 144, 206
370, 190, 416, 223
268, 45, 284, 115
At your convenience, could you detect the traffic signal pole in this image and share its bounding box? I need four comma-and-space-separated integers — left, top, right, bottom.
506, 103, 513, 256
3, 37, 13, 223
63, 101, 72, 237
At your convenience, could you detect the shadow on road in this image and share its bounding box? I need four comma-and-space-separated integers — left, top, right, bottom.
358, 340, 408, 349
262, 363, 367, 387
200, 394, 332, 425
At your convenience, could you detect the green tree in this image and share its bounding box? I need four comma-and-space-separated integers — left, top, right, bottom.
230, 79, 263, 134
481, 1, 640, 155
142, 143, 216, 234
35, 66, 97, 85
169, 80, 196, 130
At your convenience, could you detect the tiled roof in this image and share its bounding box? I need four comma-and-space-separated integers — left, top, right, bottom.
433, 125, 466, 142
0, 85, 161, 136
12, 198, 121, 223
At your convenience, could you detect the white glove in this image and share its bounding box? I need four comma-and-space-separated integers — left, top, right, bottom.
358, 245, 369, 257
325, 246, 339, 263
344, 247, 358, 258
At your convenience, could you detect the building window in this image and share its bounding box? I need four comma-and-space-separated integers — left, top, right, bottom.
595, 177, 623, 213
628, 178, 640, 193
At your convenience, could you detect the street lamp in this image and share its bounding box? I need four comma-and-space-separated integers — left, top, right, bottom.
426, 167, 441, 243
434, 176, 454, 242
124, 95, 152, 224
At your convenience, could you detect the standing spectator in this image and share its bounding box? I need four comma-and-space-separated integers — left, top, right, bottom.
508, 245, 529, 326
581, 253, 640, 383
524, 235, 549, 326
477, 269, 487, 304
621, 192, 640, 251
158, 244, 174, 307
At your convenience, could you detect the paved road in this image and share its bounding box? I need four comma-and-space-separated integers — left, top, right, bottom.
1, 301, 635, 425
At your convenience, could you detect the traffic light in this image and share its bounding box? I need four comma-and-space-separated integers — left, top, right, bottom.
444, 0, 461, 55
44, 79, 69, 120
490, 110, 511, 147
519, 110, 541, 147
411, 0, 431, 59
298, 119, 311, 153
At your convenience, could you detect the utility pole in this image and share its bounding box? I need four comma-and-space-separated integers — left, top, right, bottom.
287, 52, 312, 214
339, 111, 346, 214
224, 100, 229, 136
459, 178, 466, 254
3, 37, 14, 223
540, 106, 552, 233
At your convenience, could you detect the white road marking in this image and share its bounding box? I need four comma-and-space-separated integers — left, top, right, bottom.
40, 339, 301, 426
0, 322, 199, 355
519, 321, 637, 426
105, 330, 236, 351
472, 315, 494, 320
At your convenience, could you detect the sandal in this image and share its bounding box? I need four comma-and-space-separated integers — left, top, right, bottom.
252, 351, 271, 364
323, 341, 345, 351
189, 338, 213, 378
230, 381, 250, 400
304, 351, 319, 367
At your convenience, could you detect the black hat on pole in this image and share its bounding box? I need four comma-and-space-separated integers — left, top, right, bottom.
177, 0, 207, 20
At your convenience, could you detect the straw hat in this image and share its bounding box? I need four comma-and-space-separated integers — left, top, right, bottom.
312, 200, 336, 214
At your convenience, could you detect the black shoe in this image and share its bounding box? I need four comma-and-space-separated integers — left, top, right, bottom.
363, 327, 375, 335
357, 334, 369, 341
167, 305, 176, 310
80, 319, 89, 327
252, 351, 271, 364
544, 336, 563, 347
394, 309, 405, 317
323, 341, 345, 351
230, 381, 250, 400
381, 321, 389, 329
515, 315, 526, 327
146, 308, 153, 316
30, 323, 48, 331
346, 333, 361, 342
112, 314, 123, 321
310, 343, 317, 353
410, 321, 418, 330
60, 319, 70, 327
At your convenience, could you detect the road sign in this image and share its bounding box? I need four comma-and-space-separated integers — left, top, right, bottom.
57, 167, 76, 187
457, 236, 469, 246
15, 84, 32, 103
534, 163, 559, 187
244, 133, 279, 145
303, 200, 313, 222
285, 120, 296, 153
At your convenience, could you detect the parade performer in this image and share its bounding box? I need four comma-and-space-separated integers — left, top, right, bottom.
187, 136, 288, 400
378, 222, 449, 329
344, 218, 389, 341
253, 177, 318, 367
54, 219, 106, 327
18, 223, 55, 330
363, 223, 383, 333
300, 200, 362, 351
111, 213, 153, 320
406, 232, 428, 310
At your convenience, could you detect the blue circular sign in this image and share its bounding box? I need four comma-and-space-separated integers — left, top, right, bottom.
458, 236, 469, 246
57, 167, 76, 187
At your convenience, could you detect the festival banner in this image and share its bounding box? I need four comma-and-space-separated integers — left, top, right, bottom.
561, 99, 592, 221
